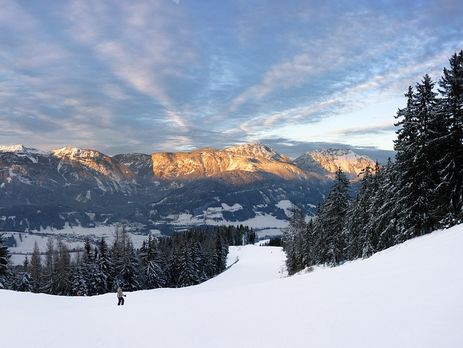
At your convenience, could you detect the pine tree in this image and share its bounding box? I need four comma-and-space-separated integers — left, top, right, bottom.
0, 235, 10, 289
111, 227, 140, 291
30, 241, 42, 292
41, 238, 55, 294
214, 233, 228, 274
344, 166, 375, 259
69, 260, 88, 296
370, 160, 401, 250
283, 205, 306, 274
54, 239, 71, 295
96, 237, 112, 292
140, 235, 166, 289
314, 169, 350, 266
436, 50, 463, 224
15, 258, 32, 292
301, 220, 314, 267
177, 243, 201, 287
394, 76, 440, 240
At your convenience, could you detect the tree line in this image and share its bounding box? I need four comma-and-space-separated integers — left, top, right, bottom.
284, 50, 463, 275
0, 224, 257, 294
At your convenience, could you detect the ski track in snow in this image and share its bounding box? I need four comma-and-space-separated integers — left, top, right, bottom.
1, 224, 463, 347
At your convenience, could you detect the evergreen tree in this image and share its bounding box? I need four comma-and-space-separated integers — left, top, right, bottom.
370, 160, 401, 250
112, 227, 140, 291
301, 220, 314, 267
96, 237, 112, 292
0, 235, 10, 288
30, 241, 42, 292
283, 205, 306, 274
41, 238, 55, 294
139, 235, 166, 289
15, 257, 32, 292
69, 259, 88, 296
54, 239, 71, 295
344, 166, 375, 259
177, 243, 201, 287
314, 169, 350, 266
437, 50, 463, 224
214, 233, 228, 274
394, 76, 440, 240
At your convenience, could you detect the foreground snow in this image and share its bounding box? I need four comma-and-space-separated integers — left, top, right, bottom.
2, 225, 463, 347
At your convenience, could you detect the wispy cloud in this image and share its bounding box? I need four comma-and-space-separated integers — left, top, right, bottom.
333, 124, 396, 137
0, 0, 461, 154
224, 6, 463, 136
66, 0, 195, 130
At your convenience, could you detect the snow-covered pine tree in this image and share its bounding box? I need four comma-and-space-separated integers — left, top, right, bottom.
192, 241, 207, 282
140, 235, 166, 289
344, 165, 375, 259
97, 237, 112, 292
113, 231, 140, 291
369, 160, 401, 251
436, 50, 463, 225
214, 233, 228, 274
83, 237, 93, 264
301, 220, 314, 267
283, 206, 302, 274
69, 261, 88, 296
111, 225, 135, 290
84, 261, 107, 295
394, 76, 439, 241
245, 228, 257, 245
314, 168, 350, 266
413, 74, 441, 229
201, 237, 219, 279
15, 258, 32, 292
0, 234, 10, 288
177, 243, 202, 287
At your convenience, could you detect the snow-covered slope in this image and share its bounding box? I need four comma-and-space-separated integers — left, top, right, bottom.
2, 224, 462, 347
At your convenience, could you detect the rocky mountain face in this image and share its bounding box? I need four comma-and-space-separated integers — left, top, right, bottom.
152, 143, 309, 181
0, 143, 375, 233
295, 148, 376, 179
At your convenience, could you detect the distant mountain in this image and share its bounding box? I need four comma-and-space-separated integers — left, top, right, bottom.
152, 143, 310, 181
295, 148, 376, 179
260, 138, 395, 164
0, 143, 375, 233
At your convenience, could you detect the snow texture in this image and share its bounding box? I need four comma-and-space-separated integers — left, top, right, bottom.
1, 224, 463, 347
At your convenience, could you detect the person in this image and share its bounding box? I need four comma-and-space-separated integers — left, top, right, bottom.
117, 286, 126, 306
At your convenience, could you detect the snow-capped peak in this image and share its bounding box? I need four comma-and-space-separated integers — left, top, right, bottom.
52, 147, 104, 159
310, 148, 372, 163
295, 148, 376, 178
0, 144, 43, 154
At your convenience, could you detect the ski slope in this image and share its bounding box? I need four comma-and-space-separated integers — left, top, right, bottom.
2, 224, 463, 348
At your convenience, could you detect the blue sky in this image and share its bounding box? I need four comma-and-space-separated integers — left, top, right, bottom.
0, 0, 461, 155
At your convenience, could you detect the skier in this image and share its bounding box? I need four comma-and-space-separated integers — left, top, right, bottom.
117, 286, 126, 306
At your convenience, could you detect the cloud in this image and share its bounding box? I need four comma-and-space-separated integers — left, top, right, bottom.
333, 124, 396, 137
0, 0, 461, 154
224, 5, 463, 135
66, 0, 196, 130
236, 98, 338, 133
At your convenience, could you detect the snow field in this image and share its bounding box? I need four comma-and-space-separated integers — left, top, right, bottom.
1, 224, 463, 347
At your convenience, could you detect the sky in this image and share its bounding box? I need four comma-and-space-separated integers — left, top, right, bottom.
0, 0, 462, 155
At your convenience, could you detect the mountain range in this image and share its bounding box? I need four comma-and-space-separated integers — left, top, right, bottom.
0, 143, 376, 234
